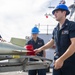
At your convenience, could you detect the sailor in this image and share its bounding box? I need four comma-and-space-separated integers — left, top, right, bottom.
0, 35, 5, 42
27, 26, 46, 75
35, 4, 75, 75
0, 35, 2, 40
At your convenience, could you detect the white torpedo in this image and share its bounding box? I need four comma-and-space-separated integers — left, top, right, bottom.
0, 42, 32, 55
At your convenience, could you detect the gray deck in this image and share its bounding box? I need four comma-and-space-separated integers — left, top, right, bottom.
0, 72, 52, 75
0, 68, 53, 75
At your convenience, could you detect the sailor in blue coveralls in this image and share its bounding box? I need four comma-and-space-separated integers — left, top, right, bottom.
0, 35, 2, 40
0, 35, 5, 42
35, 4, 75, 75
27, 27, 46, 75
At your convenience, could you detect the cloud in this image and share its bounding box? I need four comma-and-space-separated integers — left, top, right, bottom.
0, 0, 58, 41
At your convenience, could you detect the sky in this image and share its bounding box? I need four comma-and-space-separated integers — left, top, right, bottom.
0, 0, 74, 42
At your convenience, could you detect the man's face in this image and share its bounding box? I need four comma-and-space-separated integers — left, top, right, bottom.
54, 10, 66, 21
32, 34, 38, 39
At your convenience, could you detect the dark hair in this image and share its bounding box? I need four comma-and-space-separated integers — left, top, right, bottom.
56, 9, 67, 16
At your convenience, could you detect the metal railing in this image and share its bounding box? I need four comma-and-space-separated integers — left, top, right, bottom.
35, 24, 56, 34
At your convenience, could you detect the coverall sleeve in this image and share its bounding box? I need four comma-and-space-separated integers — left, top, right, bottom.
52, 29, 55, 39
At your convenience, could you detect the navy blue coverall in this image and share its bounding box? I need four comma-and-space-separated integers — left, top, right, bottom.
52, 19, 75, 75
27, 37, 46, 75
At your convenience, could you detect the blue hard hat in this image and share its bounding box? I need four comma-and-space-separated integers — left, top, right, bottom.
31, 27, 40, 34
52, 4, 70, 15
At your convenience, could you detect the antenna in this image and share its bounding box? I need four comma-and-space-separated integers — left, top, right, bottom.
69, 0, 75, 19
45, 13, 55, 19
